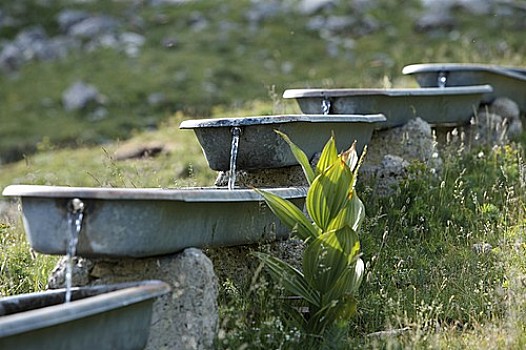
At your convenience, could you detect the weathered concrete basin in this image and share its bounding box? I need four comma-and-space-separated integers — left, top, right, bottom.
179, 114, 386, 171
2, 185, 306, 258
402, 63, 526, 112
0, 280, 170, 350
283, 86, 492, 128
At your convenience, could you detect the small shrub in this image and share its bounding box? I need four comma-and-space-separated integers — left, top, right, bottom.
254, 131, 366, 339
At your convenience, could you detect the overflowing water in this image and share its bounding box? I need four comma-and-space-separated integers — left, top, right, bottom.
228, 127, 242, 190
321, 96, 331, 115
438, 71, 447, 87
65, 198, 84, 303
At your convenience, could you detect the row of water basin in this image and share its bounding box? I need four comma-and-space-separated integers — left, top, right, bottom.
1, 62, 525, 349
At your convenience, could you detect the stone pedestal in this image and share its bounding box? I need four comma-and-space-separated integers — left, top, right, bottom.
48, 248, 218, 350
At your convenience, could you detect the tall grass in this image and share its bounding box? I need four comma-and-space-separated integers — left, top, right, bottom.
215, 141, 526, 349
0, 218, 58, 297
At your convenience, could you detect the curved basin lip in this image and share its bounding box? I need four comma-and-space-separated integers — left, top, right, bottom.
179, 113, 386, 129
402, 63, 526, 81
282, 85, 492, 98
2, 184, 308, 202
0, 280, 171, 338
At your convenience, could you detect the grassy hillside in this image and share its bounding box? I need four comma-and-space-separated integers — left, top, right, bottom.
1, 0, 525, 162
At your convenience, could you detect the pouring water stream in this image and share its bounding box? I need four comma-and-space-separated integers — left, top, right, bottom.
321, 95, 331, 115
65, 198, 84, 303
228, 127, 241, 190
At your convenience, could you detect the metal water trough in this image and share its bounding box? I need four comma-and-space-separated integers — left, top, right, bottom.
402, 63, 526, 112
0, 280, 170, 350
179, 114, 386, 171
2, 185, 307, 258
283, 86, 492, 128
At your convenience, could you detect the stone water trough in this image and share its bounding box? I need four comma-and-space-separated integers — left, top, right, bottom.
0, 280, 170, 350
179, 114, 386, 171
1, 185, 306, 258
283, 86, 492, 128
402, 63, 526, 112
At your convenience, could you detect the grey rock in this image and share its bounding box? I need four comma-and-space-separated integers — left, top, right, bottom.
417, 0, 495, 32
0, 26, 78, 72
361, 155, 410, 197
41, 36, 79, 60
68, 15, 119, 39
14, 26, 49, 61
366, 117, 443, 171
298, 0, 337, 15
469, 106, 513, 146
361, 118, 442, 196
508, 120, 523, 139
122, 34, 145, 57
47, 257, 94, 288
48, 248, 218, 350
62, 81, 103, 111
85, 33, 119, 52
0, 43, 24, 72
246, 1, 287, 23
489, 97, 520, 121
188, 11, 209, 31
57, 10, 91, 33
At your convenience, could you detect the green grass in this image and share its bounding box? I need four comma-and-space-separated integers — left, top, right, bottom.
0, 221, 58, 297
214, 142, 526, 349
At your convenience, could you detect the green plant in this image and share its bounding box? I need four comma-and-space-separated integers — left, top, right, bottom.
254, 131, 366, 338
0, 222, 58, 296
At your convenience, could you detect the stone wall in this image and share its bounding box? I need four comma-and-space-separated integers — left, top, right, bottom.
48, 248, 218, 350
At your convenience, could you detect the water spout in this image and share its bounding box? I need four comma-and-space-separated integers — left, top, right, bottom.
65, 198, 84, 303
437, 71, 447, 88
321, 95, 331, 115
228, 127, 242, 190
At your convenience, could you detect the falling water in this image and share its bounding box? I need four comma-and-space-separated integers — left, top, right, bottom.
228, 127, 242, 190
65, 198, 84, 303
437, 71, 447, 88
321, 96, 331, 115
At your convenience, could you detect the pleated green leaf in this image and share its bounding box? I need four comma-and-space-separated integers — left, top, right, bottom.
303, 228, 357, 295
253, 252, 320, 307
324, 257, 363, 303
306, 160, 352, 230
256, 188, 318, 240
308, 293, 358, 332
315, 135, 338, 176
327, 192, 365, 233
274, 130, 315, 184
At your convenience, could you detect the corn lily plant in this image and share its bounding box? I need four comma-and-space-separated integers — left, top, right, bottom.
254, 131, 366, 335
